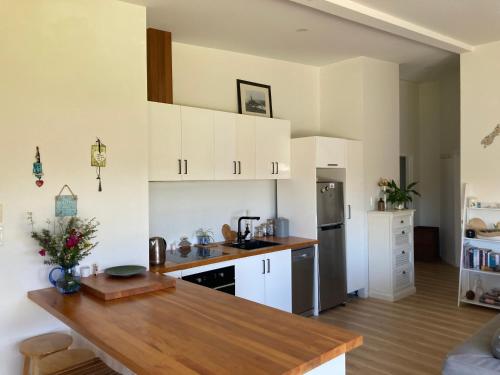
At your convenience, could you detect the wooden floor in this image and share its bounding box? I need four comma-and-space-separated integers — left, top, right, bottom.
316, 262, 497, 375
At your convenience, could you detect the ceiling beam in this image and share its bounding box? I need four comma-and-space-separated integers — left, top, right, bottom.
290, 0, 474, 53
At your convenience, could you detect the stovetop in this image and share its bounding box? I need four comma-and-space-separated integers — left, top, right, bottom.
166, 246, 226, 264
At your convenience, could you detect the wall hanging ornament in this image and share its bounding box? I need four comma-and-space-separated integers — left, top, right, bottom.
91, 138, 107, 192
481, 124, 500, 148
55, 184, 77, 217
32, 146, 44, 187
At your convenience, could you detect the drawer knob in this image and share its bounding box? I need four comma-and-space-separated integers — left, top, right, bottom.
402, 230, 405, 234
400, 220, 404, 223
402, 250, 405, 254
402, 271, 406, 275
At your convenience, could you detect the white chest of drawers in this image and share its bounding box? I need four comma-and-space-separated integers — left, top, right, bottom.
367, 209, 416, 301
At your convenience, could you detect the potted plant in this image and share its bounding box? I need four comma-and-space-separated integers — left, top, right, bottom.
195, 228, 214, 246
30, 216, 99, 294
386, 180, 420, 210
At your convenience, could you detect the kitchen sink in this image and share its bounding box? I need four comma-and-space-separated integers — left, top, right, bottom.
226, 240, 279, 251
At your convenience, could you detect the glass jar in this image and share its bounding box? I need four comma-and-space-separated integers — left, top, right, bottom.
266, 219, 275, 236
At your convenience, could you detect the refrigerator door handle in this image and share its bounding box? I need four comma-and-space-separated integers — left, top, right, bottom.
348, 204, 352, 220
318, 223, 344, 230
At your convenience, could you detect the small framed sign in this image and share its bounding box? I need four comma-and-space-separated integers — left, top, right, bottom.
55, 185, 77, 217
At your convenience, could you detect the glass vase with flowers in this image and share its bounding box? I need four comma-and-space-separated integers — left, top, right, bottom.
30, 216, 99, 294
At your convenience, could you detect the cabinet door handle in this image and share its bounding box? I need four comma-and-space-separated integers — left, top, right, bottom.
184, 160, 188, 174
276, 162, 279, 174
271, 162, 275, 175
262, 260, 265, 274
348, 204, 352, 220
233, 161, 237, 174
238, 161, 241, 174
267, 259, 270, 273
178, 159, 182, 174
400, 220, 404, 224
328, 163, 338, 167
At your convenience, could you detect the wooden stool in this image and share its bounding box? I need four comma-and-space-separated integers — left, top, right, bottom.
38, 349, 96, 375
19, 333, 73, 375
47, 357, 119, 375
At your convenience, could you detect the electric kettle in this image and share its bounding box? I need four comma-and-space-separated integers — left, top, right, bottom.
149, 237, 167, 265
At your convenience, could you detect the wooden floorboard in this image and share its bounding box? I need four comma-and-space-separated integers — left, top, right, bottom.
315, 261, 497, 375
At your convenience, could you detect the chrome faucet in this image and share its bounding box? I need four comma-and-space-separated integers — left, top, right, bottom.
237, 216, 260, 243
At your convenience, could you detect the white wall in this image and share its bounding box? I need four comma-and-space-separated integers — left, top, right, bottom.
0, 1, 148, 373
320, 57, 400, 210
461, 40, 500, 201
362, 58, 400, 210
319, 58, 364, 140
172, 42, 320, 137
149, 181, 276, 245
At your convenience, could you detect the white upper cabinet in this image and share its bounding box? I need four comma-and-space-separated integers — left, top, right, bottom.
235, 115, 256, 179
214, 113, 256, 180
214, 111, 238, 180
180, 106, 214, 180
255, 117, 291, 179
148, 102, 290, 181
316, 137, 346, 168
148, 102, 182, 181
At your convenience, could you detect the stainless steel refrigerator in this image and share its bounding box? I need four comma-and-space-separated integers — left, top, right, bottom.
316, 180, 347, 311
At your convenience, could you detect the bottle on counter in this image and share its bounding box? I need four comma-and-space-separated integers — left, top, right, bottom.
377, 198, 386, 211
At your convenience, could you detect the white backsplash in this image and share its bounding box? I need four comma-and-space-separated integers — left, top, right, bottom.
149, 180, 276, 247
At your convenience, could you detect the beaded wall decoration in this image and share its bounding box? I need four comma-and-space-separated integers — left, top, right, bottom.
32, 146, 44, 187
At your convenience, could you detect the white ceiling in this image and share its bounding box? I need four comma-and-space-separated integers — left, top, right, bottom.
353, 0, 500, 46
123, 0, 491, 81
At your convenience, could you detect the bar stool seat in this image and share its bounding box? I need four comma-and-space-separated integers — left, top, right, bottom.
38, 349, 96, 375
19, 333, 73, 375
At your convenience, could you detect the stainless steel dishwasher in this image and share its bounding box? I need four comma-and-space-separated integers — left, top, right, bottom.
292, 247, 315, 316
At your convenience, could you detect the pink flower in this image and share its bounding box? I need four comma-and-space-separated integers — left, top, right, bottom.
65, 234, 81, 249
38, 249, 46, 256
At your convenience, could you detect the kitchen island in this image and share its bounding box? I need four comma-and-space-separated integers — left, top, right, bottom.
28, 278, 362, 374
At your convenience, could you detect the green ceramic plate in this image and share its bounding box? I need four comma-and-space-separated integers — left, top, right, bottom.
104, 265, 147, 277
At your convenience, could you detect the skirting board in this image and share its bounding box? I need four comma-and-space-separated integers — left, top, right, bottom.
369, 287, 416, 302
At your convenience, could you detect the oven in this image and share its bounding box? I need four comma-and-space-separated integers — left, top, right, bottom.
181, 265, 235, 295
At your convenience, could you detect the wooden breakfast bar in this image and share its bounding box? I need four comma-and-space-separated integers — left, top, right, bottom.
28, 278, 362, 374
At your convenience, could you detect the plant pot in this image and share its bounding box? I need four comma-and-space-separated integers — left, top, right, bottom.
394, 203, 405, 210
49, 266, 81, 294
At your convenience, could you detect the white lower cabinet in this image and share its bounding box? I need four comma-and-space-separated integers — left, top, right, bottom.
235, 249, 292, 312
367, 210, 416, 301
235, 255, 266, 305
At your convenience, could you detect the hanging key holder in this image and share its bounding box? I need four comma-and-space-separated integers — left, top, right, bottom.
55, 184, 78, 217
91, 138, 107, 192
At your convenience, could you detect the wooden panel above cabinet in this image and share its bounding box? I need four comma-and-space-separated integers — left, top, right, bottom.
147, 28, 173, 104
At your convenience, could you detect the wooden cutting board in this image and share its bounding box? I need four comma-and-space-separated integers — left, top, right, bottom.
80, 271, 176, 301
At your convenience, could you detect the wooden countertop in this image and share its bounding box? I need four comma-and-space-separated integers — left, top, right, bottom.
151, 236, 319, 273
28, 280, 362, 375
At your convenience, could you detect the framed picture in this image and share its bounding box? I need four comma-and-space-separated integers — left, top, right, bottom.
237, 79, 273, 118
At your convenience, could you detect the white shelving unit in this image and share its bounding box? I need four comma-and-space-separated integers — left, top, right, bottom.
458, 183, 500, 310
